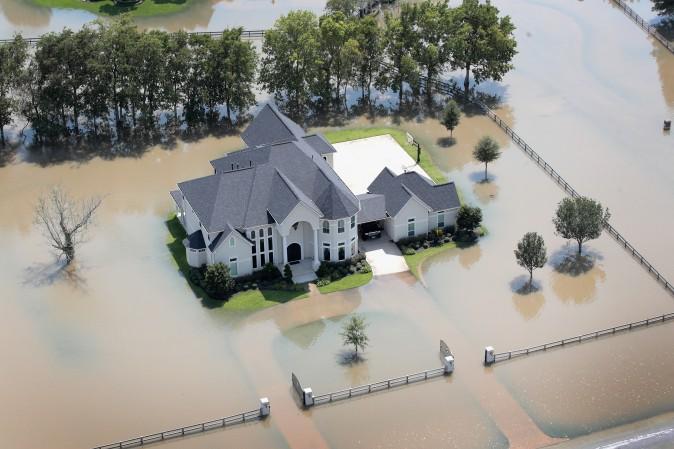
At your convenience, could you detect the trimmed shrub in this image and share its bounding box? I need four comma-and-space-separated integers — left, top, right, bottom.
204, 263, 235, 299
403, 247, 416, 255
316, 278, 331, 287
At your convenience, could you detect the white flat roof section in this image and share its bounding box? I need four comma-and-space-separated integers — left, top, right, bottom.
332, 134, 432, 195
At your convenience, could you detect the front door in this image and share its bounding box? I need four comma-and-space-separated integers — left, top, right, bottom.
287, 243, 301, 264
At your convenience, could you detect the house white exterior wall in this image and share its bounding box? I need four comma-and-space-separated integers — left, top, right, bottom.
211, 231, 254, 277
387, 197, 431, 242
318, 215, 358, 262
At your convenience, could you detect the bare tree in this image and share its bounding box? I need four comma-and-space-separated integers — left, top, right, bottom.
34, 187, 102, 264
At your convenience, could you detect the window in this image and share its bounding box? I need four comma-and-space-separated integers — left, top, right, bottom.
338, 220, 345, 233
338, 242, 345, 260
260, 239, 265, 252
351, 216, 356, 229
322, 220, 330, 234
251, 230, 256, 239
351, 238, 356, 256
229, 237, 236, 247
408, 218, 415, 237
269, 252, 274, 264
260, 253, 266, 266
252, 255, 258, 269
438, 212, 445, 229
267, 227, 272, 236
268, 237, 273, 251
252, 240, 257, 254
323, 243, 331, 261
229, 258, 238, 276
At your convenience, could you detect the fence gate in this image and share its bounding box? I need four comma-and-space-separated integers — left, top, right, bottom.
291, 372, 305, 406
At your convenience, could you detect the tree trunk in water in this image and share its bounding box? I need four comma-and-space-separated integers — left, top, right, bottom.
0, 126, 5, 147
484, 162, 488, 181
577, 240, 583, 255
64, 233, 74, 265
398, 81, 404, 110
464, 64, 471, 95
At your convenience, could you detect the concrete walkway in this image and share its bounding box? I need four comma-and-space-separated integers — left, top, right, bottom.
332, 134, 431, 195
360, 236, 409, 276
290, 260, 317, 283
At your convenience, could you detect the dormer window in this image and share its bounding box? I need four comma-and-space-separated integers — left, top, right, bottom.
229, 237, 236, 247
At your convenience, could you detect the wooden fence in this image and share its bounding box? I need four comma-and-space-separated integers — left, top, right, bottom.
491, 312, 674, 364
91, 407, 264, 449
610, 0, 674, 54
312, 367, 447, 405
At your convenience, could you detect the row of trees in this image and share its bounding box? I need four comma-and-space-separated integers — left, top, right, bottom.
1, 18, 257, 144
260, 0, 517, 118
0, 0, 517, 145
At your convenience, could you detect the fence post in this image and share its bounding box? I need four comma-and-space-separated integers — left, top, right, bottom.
303, 388, 314, 407
259, 398, 270, 418
484, 346, 495, 365
444, 356, 455, 374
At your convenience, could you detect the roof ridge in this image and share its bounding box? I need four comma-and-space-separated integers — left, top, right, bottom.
275, 168, 323, 215
241, 165, 259, 228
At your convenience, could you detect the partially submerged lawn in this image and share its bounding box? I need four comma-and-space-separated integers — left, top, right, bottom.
165, 215, 307, 311
318, 271, 373, 294
323, 127, 448, 184
30, 0, 196, 17
404, 241, 457, 279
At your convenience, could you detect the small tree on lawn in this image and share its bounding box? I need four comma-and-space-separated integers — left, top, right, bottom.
473, 136, 501, 181
514, 232, 547, 287
442, 100, 461, 137
553, 196, 611, 255
283, 263, 293, 284
456, 205, 483, 233
341, 315, 369, 356
204, 263, 235, 299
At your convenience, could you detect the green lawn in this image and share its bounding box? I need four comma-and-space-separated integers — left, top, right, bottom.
30, 0, 197, 18
318, 272, 373, 294
165, 215, 307, 311
403, 241, 457, 279
323, 127, 448, 184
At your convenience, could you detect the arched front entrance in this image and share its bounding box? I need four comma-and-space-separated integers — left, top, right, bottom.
287, 243, 302, 264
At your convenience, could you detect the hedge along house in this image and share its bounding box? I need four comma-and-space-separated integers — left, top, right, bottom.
170, 103, 460, 279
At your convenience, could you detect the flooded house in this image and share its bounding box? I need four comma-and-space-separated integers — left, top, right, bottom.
171, 103, 460, 277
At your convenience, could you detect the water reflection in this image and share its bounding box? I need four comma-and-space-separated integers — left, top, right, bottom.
550, 246, 607, 305
511, 289, 545, 320
473, 179, 500, 204
0, 0, 51, 28
458, 242, 482, 269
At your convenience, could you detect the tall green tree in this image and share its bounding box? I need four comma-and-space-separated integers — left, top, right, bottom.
456, 205, 482, 233
325, 0, 358, 17
129, 30, 166, 129
0, 35, 28, 146
553, 197, 611, 255
442, 99, 461, 137
473, 136, 500, 180
450, 0, 517, 95
412, 0, 454, 101
379, 8, 420, 108
184, 34, 210, 126
514, 232, 547, 286
260, 11, 321, 119
162, 31, 190, 124
318, 12, 350, 109
652, 0, 674, 16
223, 29, 257, 123
354, 16, 383, 105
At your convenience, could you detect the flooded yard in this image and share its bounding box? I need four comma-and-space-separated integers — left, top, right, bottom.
1, 0, 674, 448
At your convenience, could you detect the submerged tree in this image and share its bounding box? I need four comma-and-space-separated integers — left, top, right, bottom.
34, 187, 102, 265
442, 99, 461, 137
341, 315, 369, 356
0, 35, 28, 147
456, 205, 483, 233
473, 136, 501, 181
450, 0, 517, 95
553, 197, 611, 255
514, 232, 547, 287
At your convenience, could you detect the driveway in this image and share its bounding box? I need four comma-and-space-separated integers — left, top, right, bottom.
332, 134, 431, 194
360, 235, 409, 276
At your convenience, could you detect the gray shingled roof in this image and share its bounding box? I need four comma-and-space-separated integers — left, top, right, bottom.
357, 193, 387, 223
185, 230, 206, 250
170, 190, 182, 207
241, 103, 306, 147
302, 134, 336, 154
177, 104, 359, 233
367, 168, 460, 217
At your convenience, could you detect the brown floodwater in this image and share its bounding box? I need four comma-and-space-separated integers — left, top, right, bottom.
2, 0, 674, 447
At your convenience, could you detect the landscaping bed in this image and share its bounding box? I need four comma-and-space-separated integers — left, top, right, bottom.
316, 253, 373, 293
165, 215, 307, 311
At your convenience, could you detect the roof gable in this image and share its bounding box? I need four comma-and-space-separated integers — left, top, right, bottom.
241, 103, 306, 147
